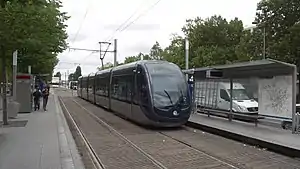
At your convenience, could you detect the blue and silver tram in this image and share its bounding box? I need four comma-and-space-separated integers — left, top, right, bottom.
77, 60, 192, 127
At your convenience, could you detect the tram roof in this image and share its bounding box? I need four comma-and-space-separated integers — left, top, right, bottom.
94, 60, 171, 73
183, 59, 297, 79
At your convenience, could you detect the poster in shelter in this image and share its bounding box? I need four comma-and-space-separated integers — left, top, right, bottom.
258, 75, 293, 119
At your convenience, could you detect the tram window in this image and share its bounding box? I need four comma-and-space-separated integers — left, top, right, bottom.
112, 77, 119, 99
95, 76, 101, 96
96, 77, 107, 97
119, 80, 127, 101
88, 78, 93, 92
95, 76, 99, 95
127, 75, 133, 102
137, 70, 148, 105
111, 74, 132, 102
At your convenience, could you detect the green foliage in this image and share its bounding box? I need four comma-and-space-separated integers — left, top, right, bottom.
0, 0, 69, 77
124, 53, 150, 64
67, 65, 82, 81
162, 34, 185, 68
239, 0, 300, 66
73, 66, 82, 81
149, 41, 163, 60
96, 62, 123, 71
68, 73, 74, 81
181, 15, 245, 67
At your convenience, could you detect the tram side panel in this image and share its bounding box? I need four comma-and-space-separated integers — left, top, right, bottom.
77, 77, 82, 97
95, 73, 110, 109
81, 77, 88, 100
87, 75, 95, 103
110, 68, 134, 119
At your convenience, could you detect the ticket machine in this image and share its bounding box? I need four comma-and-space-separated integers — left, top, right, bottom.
16, 74, 33, 113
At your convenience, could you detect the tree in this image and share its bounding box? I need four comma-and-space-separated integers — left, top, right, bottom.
149, 41, 163, 60
162, 34, 185, 68
235, 29, 264, 61
124, 52, 150, 64
68, 73, 74, 81
124, 55, 140, 64
97, 62, 114, 71
179, 15, 244, 67
0, 0, 68, 75
54, 71, 61, 80
73, 66, 82, 81
242, 0, 300, 65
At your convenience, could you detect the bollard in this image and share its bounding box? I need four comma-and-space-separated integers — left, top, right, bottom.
296, 112, 300, 132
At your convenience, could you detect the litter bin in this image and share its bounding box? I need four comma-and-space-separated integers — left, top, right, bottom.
8, 97, 20, 118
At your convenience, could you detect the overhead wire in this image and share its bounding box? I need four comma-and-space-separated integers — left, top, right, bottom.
98, 1, 149, 66
100, 0, 162, 66
61, 0, 92, 65
107, 0, 162, 42
81, 51, 98, 62
55, 61, 99, 70
104, 1, 148, 42
63, 0, 162, 70
70, 1, 91, 44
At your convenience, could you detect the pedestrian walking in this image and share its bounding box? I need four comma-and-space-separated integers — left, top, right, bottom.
33, 87, 42, 111
46, 83, 50, 93
39, 80, 44, 92
42, 87, 49, 111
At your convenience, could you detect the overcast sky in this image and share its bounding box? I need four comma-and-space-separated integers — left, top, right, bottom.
54, 0, 260, 78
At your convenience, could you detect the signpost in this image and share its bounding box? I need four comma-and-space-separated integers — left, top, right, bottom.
9, 50, 19, 118
12, 50, 17, 100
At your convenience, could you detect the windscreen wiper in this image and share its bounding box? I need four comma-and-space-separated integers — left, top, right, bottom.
164, 89, 173, 105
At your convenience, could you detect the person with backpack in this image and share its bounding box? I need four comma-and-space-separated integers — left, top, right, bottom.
33, 86, 42, 111
42, 87, 49, 111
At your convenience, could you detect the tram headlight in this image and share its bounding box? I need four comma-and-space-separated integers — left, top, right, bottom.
173, 110, 179, 116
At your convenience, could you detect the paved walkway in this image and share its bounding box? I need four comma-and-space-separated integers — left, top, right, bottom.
0, 91, 85, 169
188, 113, 300, 157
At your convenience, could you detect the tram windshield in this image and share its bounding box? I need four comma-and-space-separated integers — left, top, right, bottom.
145, 63, 189, 108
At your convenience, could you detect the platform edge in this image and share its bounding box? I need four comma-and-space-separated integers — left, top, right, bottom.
186, 121, 300, 158
54, 93, 86, 169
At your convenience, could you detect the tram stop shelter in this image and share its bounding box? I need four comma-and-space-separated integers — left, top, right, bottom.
183, 58, 299, 134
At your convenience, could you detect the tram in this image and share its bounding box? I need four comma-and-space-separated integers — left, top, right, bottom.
77, 60, 192, 127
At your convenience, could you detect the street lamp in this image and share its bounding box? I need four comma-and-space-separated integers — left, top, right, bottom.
252, 21, 266, 59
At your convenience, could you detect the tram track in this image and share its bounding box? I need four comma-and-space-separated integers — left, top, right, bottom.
59, 97, 105, 169
59, 97, 165, 169
62, 96, 239, 169
158, 127, 300, 169
157, 131, 240, 169
71, 98, 168, 169
58, 93, 300, 169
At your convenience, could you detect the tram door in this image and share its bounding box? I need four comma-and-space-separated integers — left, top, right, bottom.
136, 66, 150, 109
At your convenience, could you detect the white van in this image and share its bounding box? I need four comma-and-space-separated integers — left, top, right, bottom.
195, 80, 258, 114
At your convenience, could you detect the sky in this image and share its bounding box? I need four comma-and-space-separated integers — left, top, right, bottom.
54, 0, 261, 78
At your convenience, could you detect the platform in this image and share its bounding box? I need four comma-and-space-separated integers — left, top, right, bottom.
0, 92, 85, 169
187, 113, 300, 158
